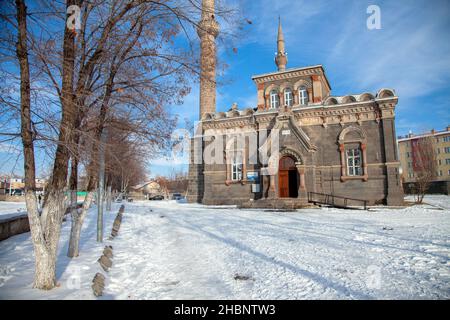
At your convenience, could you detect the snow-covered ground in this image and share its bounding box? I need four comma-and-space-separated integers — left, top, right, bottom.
0, 196, 449, 300
0, 202, 27, 221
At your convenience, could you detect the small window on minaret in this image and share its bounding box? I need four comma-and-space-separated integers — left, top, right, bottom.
284, 88, 293, 106
299, 87, 308, 105
270, 90, 280, 109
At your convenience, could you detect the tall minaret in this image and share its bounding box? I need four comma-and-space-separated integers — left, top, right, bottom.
275, 17, 288, 71
197, 0, 219, 119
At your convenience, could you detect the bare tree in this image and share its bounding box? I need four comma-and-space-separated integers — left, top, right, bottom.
2, 0, 241, 289
411, 136, 437, 204
65, 1, 191, 257
154, 175, 170, 198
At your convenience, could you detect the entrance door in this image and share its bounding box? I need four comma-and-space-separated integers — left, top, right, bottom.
278, 156, 299, 198
279, 170, 289, 198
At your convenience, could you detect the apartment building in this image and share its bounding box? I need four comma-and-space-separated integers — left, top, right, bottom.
398, 125, 450, 194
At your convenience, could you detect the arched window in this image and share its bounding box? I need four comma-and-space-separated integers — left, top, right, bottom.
284, 88, 293, 107
270, 90, 280, 109
299, 86, 308, 105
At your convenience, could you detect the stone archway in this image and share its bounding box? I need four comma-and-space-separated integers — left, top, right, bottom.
277, 147, 306, 199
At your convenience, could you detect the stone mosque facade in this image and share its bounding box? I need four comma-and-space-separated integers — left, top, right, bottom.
187, 0, 403, 207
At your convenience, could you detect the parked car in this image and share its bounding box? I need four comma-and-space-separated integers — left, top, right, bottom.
11, 189, 24, 196
172, 193, 184, 200
149, 195, 164, 200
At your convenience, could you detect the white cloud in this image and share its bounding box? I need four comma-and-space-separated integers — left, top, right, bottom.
241, 0, 450, 101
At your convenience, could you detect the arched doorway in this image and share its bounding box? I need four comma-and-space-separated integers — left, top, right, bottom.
278, 156, 299, 198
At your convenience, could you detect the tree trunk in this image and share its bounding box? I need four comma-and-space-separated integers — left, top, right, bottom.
16, 0, 57, 290
68, 190, 95, 257
68, 157, 79, 257
16, 0, 79, 289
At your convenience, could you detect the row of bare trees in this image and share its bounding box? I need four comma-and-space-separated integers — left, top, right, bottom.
154, 169, 188, 197
1, 0, 239, 289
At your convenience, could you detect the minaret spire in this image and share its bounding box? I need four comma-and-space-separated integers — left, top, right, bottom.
197, 0, 219, 119
275, 16, 288, 71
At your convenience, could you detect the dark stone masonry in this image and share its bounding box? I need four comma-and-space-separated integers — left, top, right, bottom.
187, 15, 403, 207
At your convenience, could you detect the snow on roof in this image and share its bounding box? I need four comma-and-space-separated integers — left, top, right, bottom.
398, 127, 450, 142
131, 181, 160, 190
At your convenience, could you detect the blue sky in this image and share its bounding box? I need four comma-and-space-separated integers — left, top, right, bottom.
152, 0, 450, 176
1, 0, 449, 178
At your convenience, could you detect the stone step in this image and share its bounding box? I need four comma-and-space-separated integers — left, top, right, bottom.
239, 198, 311, 210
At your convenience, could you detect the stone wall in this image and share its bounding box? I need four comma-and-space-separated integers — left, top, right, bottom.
0, 195, 26, 202
199, 118, 403, 206
0, 203, 83, 241
0, 213, 30, 241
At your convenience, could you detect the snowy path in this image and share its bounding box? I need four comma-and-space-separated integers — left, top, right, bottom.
0, 196, 449, 299
107, 198, 450, 300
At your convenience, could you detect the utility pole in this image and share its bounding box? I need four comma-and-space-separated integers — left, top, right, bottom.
97, 128, 107, 242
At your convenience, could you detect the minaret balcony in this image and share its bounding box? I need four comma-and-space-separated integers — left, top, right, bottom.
197, 18, 220, 38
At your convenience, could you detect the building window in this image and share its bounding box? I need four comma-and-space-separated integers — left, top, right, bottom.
270, 90, 279, 109
231, 154, 243, 181
338, 127, 368, 182
346, 148, 362, 176
446, 159, 450, 165
437, 148, 441, 154
443, 136, 450, 142
438, 159, 442, 165
284, 88, 293, 106
445, 147, 450, 153
408, 162, 412, 168
299, 86, 308, 105
406, 152, 410, 158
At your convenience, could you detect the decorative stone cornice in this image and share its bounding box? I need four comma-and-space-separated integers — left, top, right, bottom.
200, 96, 398, 130
252, 66, 324, 84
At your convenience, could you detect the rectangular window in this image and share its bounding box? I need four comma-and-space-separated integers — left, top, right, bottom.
231, 154, 243, 181
270, 92, 279, 109
445, 147, 450, 153
406, 152, 410, 158
443, 136, 450, 142
284, 90, 293, 106
446, 159, 450, 165
299, 90, 308, 105
346, 148, 362, 176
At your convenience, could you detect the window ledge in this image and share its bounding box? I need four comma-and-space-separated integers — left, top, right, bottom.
340, 175, 368, 182
225, 180, 247, 186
